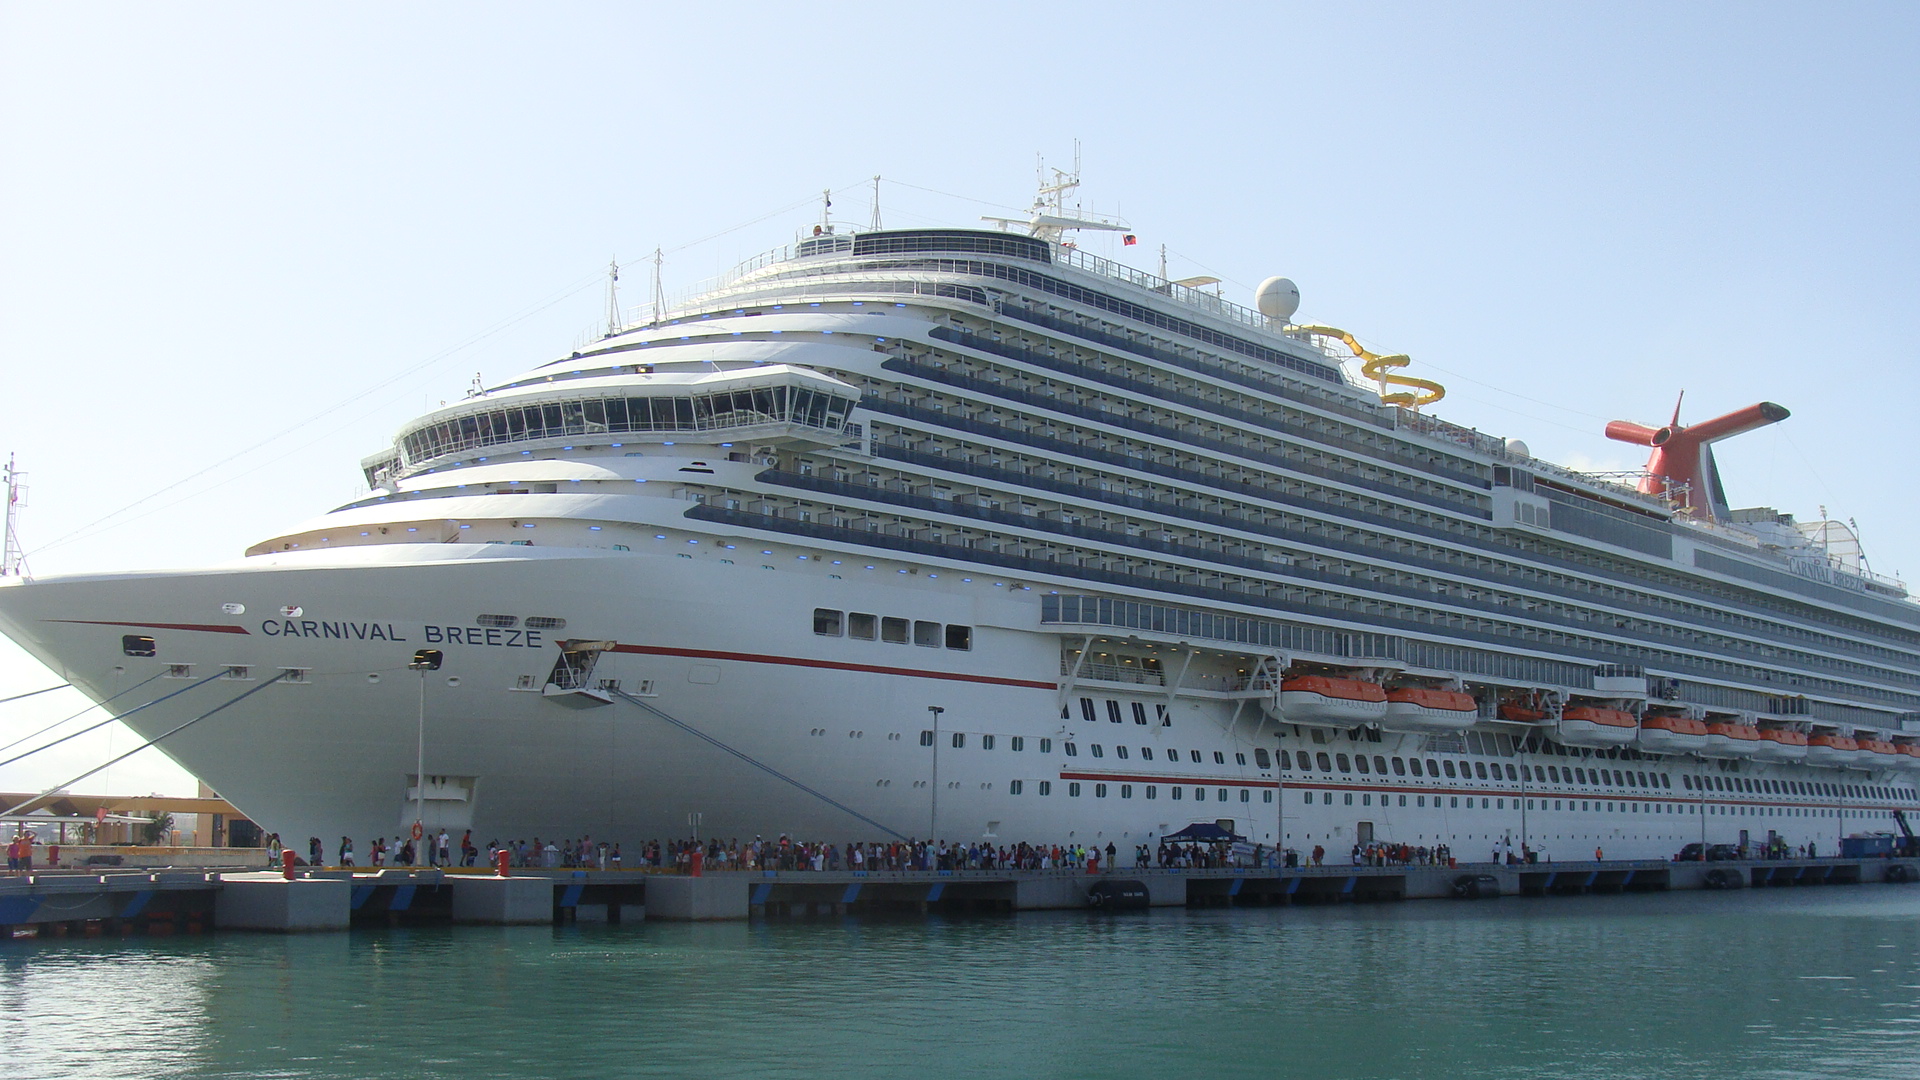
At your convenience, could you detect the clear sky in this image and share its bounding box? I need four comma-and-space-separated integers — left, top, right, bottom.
2, 2, 1916, 799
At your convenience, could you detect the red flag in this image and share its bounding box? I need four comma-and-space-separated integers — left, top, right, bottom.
1122, 234, 1137, 246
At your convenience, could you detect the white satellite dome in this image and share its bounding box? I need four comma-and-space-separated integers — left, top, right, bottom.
1254, 277, 1300, 322
1505, 438, 1531, 459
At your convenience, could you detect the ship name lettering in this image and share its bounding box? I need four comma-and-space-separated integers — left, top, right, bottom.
421, 625, 543, 648
261, 620, 408, 641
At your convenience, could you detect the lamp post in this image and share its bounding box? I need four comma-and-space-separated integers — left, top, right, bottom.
408, 650, 442, 864
927, 705, 944, 843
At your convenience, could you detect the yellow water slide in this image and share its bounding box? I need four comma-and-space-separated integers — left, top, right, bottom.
1291, 324, 1445, 408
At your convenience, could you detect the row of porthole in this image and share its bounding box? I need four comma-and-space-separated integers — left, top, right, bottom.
1007, 780, 1273, 802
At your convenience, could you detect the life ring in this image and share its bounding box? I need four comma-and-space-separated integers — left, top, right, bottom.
411, 822, 424, 841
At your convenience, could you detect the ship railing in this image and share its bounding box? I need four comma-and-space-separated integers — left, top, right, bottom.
1061, 661, 1166, 687
663, 234, 1345, 359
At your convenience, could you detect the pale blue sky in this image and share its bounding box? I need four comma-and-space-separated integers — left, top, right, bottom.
2, 2, 1916, 796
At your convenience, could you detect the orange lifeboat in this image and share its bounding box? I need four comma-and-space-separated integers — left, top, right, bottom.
1557, 705, 1639, 748
1702, 721, 1763, 759
1858, 737, 1902, 769
1498, 702, 1551, 723
1752, 727, 1809, 764
1637, 713, 1708, 755
1894, 741, 1920, 772
1383, 687, 1478, 733
1805, 732, 1858, 768
1278, 676, 1388, 727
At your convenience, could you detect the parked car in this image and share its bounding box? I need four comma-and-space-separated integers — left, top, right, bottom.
1706, 844, 1743, 861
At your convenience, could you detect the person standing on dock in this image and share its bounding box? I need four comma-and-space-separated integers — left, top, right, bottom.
338, 836, 354, 866
1595, 846, 1604, 861
309, 837, 323, 867
437, 829, 451, 868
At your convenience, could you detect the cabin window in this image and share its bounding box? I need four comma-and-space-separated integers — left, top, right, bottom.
1473, 762, 1488, 780
1408, 759, 1423, 777
1009, 780, 1023, 795
1505, 764, 1518, 781
1107, 701, 1123, 724
1091, 745, 1105, 758
1011, 737, 1024, 751
919, 731, 933, 746
1190, 750, 1203, 764
123, 635, 158, 657
1040, 739, 1052, 753
1254, 748, 1271, 769
944, 625, 972, 650
881, 617, 909, 644
1132, 702, 1148, 725
1146, 785, 1157, 799
1374, 755, 1388, 774
1063, 743, 1078, 757
1392, 757, 1406, 776
1095, 784, 1107, 798
848, 613, 877, 640
1336, 754, 1352, 773
981, 735, 995, 750
951, 733, 965, 748
1156, 703, 1170, 726
1115, 746, 1129, 759
1426, 758, 1440, 777
1355, 756, 1371, 775
913, 621, 939, 647
1317, 752, 1332, 771
1141, 747, 1154, 761
1443, 761, 1457, 778
1069, 783, 1081, 797
813, 608, 843, 636
1039, 781, 1052, 795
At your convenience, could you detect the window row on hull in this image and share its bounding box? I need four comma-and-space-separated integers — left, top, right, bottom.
682, 501, 1920, 721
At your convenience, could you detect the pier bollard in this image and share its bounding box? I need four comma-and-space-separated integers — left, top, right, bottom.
690, 850, 704, 877
496, 850, 511, 877
282, 850, 298, 880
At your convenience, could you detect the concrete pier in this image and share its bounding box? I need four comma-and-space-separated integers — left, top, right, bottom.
1, 857, 1913, 936
214, 874, 350, 932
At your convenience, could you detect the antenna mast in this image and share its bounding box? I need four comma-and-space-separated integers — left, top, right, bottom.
820, 188, 833, 233
604, 257, 621, 337
650, 248, 665, 328
869, 175, 882, 231
2, 455, 25, 578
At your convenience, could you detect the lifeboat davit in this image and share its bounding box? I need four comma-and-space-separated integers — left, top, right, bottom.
1805, 733, 1858, 767
1382, 688, 1478, 733
1556, 706, 1639, 748
1637, 713, 1708, 755
1278, 676, 1387, 726
1751, 727, 1809, 764
1701, 721, 1763, 759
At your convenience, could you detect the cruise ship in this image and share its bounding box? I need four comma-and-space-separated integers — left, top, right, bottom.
3, 175, 1917, 862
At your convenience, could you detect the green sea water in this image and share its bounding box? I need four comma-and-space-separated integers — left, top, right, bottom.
3, 886, 1918, 1079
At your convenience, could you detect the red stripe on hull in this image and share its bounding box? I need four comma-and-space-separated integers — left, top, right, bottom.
606, 643, 1055, 690
48, 619, 251, 635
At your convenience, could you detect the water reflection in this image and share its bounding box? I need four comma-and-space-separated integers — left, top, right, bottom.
1, 888, 1916, 1079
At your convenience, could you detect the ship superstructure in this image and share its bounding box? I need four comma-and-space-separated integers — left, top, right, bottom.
2, 184, 1916, 860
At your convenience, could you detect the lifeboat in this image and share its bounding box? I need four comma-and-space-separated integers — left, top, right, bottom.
1895, 742, 1920, 772
1701, 721, 1763, 759
1637, 713, 1708, 755
1382, 687, 1478, 733
1498, 702, 1551, 723
1556, 705, 1639, 748
1751, 727, 1809, 764
1804, 733, 1858, 767
1857, 736, 1903, 770
1278, 676, 1387, 726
